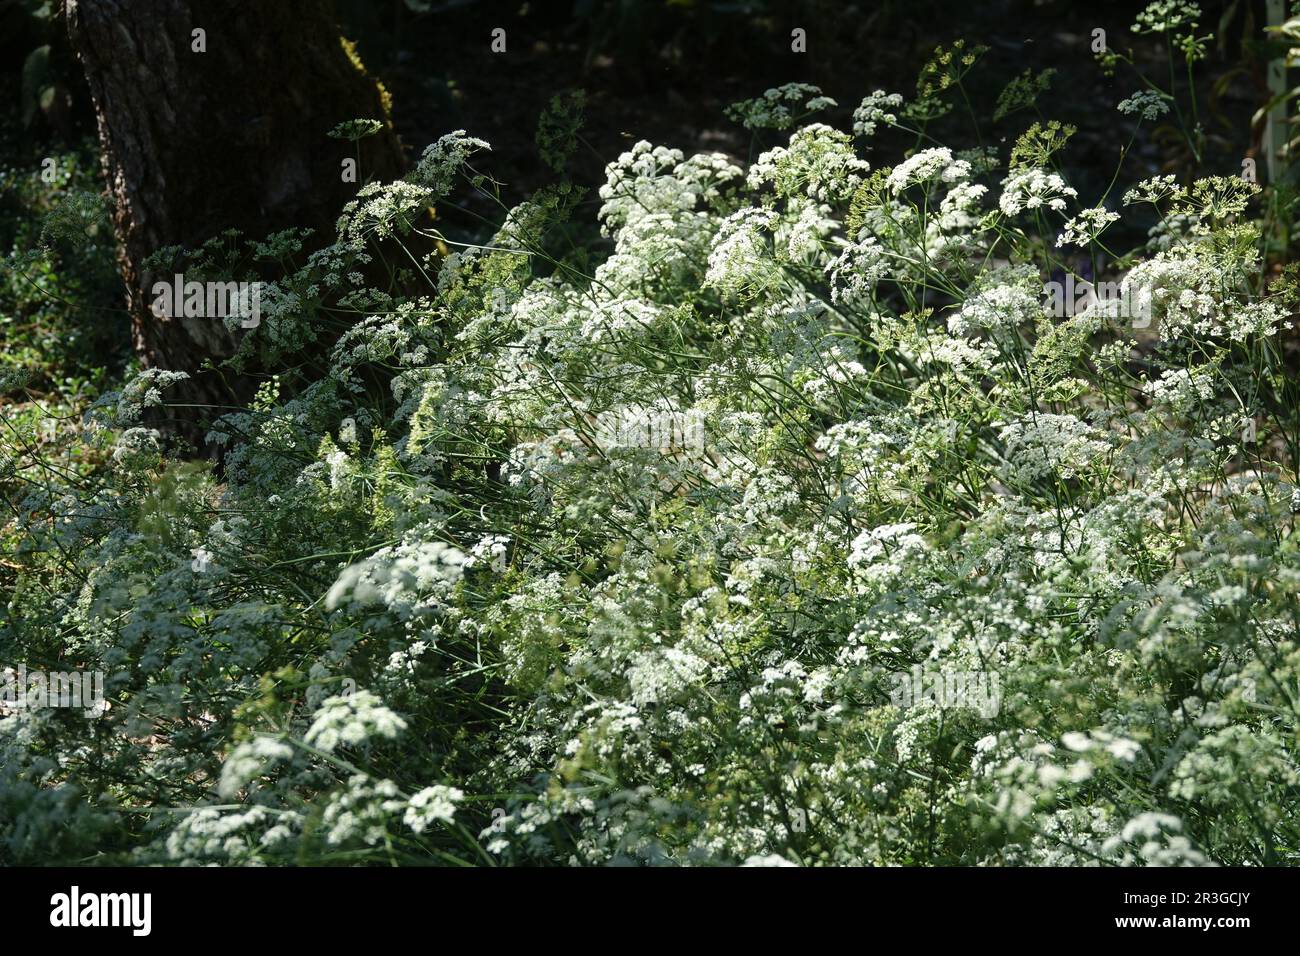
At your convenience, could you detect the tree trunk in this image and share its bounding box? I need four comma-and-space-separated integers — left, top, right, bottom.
65, 0, 404, 446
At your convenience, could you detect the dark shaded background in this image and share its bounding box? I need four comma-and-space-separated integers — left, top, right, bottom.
363, 0, 1269, 202
0, 0, 1277, 310
5, 1, 1273, 187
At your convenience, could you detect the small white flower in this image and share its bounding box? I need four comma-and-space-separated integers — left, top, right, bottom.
404, 785, 464, 832
1057, 206, 1120, 247
1117, 90, 1171, 120
305, 691, 408, 753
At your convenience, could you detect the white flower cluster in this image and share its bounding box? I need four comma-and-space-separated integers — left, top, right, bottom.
1057, 205, 1120, 247
999, 167, 1078, 216
726, 83, 837, 131
948, 282, 1042, 336
91, 368, 189, 427
403, 784, 464, 832
325, 540, 467, 617
998, 414, 1110, 483
410, 130, 491, 199
748, 124, 871, 203
705, 207, 780, 300
826, 237, 889, 306
1118, 90, 1171, 120
304, 691, 408, 752
888, 147, 972, 192
1142, 366, 1216, 412
13, 82, 1300, 870
852, 90, 905, 138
